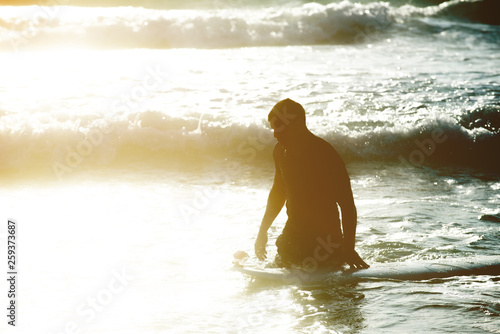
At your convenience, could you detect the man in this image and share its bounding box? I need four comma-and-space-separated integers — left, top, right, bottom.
254, 98, 369, 269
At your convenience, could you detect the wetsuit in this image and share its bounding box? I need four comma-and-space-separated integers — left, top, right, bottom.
274, 135, 353, 267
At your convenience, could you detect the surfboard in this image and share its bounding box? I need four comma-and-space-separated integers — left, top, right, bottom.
233, 255, 500, 284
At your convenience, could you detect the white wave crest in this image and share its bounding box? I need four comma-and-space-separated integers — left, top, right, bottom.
0, 2, 395, 50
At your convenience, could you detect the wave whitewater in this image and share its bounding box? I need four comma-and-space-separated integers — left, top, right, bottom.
1, 107, 498, 179
0, 0, 498, 50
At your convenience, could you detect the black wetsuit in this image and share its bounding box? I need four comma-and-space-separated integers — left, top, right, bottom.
274, 135, 352, 267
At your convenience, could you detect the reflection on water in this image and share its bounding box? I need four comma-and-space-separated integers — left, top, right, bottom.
292, 285, 365, 333
239, 276, 366, 333
1, 158, 498, 333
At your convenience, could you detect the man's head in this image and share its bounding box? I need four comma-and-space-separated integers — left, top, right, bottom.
268, 98, 307, 148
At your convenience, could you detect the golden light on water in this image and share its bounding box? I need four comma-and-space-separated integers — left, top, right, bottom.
6, 178, 252, 331
2, 51, 125, 110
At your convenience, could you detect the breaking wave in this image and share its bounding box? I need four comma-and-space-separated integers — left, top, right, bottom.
0, 0, 498, 50
1, 106, 499, 179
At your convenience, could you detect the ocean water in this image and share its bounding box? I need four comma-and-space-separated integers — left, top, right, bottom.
0, 0, 499, 333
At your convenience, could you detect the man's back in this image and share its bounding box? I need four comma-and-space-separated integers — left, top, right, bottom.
276, 134, 347, 241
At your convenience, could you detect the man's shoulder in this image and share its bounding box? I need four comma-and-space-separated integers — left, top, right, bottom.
311, 135, 338, 153
311, 135, 345, 164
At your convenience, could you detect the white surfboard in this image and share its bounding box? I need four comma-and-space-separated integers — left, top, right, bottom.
233, 255, 500, 284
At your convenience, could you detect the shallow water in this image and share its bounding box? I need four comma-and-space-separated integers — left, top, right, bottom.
1, 165, 499, 333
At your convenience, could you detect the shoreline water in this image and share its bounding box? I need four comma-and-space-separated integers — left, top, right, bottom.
2, 162, 499, 333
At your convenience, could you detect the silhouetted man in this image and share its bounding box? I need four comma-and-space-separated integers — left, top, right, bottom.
254, 98, 369, 269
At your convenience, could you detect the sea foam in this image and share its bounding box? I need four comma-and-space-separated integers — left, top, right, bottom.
1, 107, 498, 178
2, 0, 498, 51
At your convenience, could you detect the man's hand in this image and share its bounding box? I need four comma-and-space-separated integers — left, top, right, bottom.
344, 249, 369, 269
254, 232, 268, 261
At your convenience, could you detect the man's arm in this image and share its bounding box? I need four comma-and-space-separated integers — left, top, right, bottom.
255, 145, 286, 260
336, 168, 370, 269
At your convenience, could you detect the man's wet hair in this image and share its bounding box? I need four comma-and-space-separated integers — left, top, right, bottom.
268, 98, 306, 125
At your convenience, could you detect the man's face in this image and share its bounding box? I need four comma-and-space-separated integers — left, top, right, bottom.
269, 117, 289, 148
